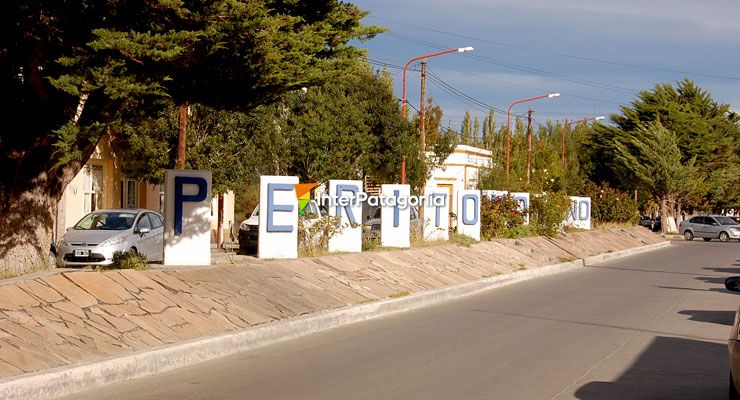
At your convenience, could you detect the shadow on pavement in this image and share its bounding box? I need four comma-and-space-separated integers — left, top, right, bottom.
574, 336, 727, 400
654, 285, 740, 295
678, 310, 735, 326
695, 276, 730, 285
704, 266, 740, 274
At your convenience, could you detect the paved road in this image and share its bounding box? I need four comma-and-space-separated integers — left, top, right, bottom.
61, 241, 740, 400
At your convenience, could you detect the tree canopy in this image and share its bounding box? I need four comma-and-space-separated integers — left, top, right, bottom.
1, 0, 381, 274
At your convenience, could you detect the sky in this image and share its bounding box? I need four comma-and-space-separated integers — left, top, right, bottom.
353, 0, 740, 130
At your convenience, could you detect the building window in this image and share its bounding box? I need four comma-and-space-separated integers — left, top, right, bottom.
123, 179, 138, 209
83, 165, 104, 213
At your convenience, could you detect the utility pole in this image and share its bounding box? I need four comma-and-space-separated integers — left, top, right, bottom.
418, 60, 427, 231
177, 103, 188, 169
217, 193, 224, 250
526, 108, 533, 185
420, 59, 427, 155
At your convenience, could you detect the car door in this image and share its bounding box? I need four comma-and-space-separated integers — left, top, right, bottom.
705, 216, 721, 238
134, 213, 155, 259
687, 216, 702, 236
147, 213, 164, 262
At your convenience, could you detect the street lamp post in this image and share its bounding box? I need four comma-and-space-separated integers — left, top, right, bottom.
400, 46, 473, 184
561, 116, 605, 165
506, 93, 559, 182
401, 47, 474, 118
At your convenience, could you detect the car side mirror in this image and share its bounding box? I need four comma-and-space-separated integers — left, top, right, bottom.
725, 277, 740, 292
138, 227, 151, 235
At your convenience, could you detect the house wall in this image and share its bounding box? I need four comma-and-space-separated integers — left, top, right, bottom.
55, 137, 122, 240
55, 135, 235, 246
210, 191, 235, 241
426, 145, 493, 225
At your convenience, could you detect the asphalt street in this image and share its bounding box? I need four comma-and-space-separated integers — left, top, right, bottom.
61, 240, 740, 400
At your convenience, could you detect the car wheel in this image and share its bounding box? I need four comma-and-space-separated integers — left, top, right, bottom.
128, 247, 138, 255
720, 232, 730, 243
731, 372, 740, 400
683, 230, 694, 241
703, 237, 712, 242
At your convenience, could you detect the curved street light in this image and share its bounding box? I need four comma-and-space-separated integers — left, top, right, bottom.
402, 47, 474, 118
561, 116, 605, 165
506, 93, 560, 181
400, 46, 474, 183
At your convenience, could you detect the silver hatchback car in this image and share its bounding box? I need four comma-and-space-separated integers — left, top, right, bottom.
56, 209, 164, 267
679, 215, 740, 242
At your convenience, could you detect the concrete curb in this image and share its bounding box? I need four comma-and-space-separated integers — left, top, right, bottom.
0, 242, 668, 400
582, 241, 672, 266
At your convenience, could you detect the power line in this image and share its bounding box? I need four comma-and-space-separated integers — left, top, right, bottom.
369, 15, 740, 81
385, 31, 638, 95
428, 65, 624, 106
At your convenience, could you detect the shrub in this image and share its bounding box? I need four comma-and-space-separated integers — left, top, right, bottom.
448, 231, 477, 247
504, 224, 537, 238
298, 215, 342, 256
108, 251, 149, 270
480, 195, 525, 240
583, 182, 639, 224
530, 192, 571, 237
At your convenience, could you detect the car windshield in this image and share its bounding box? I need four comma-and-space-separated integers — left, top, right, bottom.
74, 212, 136, 230
716, 216, 738, 225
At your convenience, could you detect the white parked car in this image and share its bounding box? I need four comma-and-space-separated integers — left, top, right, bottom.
679, 215, 740, 242
56, 209, 164, 267
238, 200, 325, 254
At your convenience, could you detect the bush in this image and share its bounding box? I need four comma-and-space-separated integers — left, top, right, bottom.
504, 224, 537, 238
530, 192, 571, 237
448, 231, 477, 247
108, 251, 149, 270
298, 215, 342, 256
480, 195, 525, 240
583, 183, 639, 224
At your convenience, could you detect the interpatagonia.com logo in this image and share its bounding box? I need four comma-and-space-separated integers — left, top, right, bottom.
294, 183, 317, 214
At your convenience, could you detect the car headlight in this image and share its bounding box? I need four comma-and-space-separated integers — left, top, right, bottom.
240, 221, 251, 231
57, 238, 68, 247
371, 224, 381, 231
732, 227, 740, 234
101, 236, 126, 247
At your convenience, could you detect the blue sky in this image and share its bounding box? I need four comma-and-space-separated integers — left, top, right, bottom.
354, 0, 740, 130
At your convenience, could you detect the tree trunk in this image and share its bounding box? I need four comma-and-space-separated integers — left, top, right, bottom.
0, 149, 92, 277
675, 198, 684, 229
660, 197, 670, 233
0, 188, 57, 276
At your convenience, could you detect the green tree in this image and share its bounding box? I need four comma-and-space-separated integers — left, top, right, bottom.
473, 117, 480, 146
612, 120, 700, 232
413, 97, 444, 151
585, 79, 740, 212
460, 111, 472, 145
278, 63, 452, 191
1, 0, 380, 274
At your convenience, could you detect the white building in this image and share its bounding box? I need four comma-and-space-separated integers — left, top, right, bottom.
425, 145, 493, 226
54, 135, 235, 247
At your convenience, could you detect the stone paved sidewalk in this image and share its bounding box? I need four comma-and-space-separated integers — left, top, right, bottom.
0, 227, 662, 380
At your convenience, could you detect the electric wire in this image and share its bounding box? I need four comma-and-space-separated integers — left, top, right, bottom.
385, 31, 638, 95
368, 15, 740, 81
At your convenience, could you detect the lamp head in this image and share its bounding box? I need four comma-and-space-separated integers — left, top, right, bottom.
458, 46, 475, 53
595, 116, 606, 121
547, 93, 561, 98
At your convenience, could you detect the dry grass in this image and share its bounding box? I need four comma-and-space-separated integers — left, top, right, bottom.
592, 221, 638, 230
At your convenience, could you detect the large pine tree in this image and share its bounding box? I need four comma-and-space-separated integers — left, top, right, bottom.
1, 1, 380, 274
